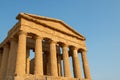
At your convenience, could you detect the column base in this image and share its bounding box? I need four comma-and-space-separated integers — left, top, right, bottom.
5, 76, 13, 80
14, 76, 24, 80
4, 75, 86, 80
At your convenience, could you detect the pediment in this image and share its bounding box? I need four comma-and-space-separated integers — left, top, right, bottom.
17, 13, 85, 40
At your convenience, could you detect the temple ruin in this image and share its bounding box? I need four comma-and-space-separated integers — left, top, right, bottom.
0, 13, 91, 80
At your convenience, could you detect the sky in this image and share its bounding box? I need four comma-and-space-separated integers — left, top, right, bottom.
0, 0, 120, 80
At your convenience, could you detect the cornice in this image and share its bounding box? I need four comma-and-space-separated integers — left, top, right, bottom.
0, 22, 20, 48
17, 13, 86, 41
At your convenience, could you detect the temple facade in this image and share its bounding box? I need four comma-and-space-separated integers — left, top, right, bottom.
0, 13, 91, 80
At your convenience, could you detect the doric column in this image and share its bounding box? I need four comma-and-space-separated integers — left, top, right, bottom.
56, 46, 62, 76
72, 47, 82, 79
57, 54, 62, 76
0, 44, 10, 80
15, 31, 27, 76
7, 38, 17, 77
26, 48, 30, 74
34, 36, 43, 75
46, 52, 51, 75
81, 50, 91, 80
49, 40, 58, 76
62, 44, 71, 77
43, 53, 47, 75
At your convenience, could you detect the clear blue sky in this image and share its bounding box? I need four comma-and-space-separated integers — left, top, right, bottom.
0, 0, 120, 80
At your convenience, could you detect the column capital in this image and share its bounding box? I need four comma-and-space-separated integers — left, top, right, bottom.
71, 46, 78, 51
3, 44, 9, 48
81, 49, 87, 54
18, 30, 27, 36
50, 40, 57, 44
62, 43, 69, 47
35, 35, 43, 40
9, 37, 17, 42
33, 35, 43, 40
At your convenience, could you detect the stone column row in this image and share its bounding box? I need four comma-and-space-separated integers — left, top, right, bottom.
0, 44, 10, 80
15, 31, 44, 76
0, 38, 18, 80
45, 41, 91, 80
71, 47, 91, 80
6, 38, 17, 78
72, 47, 82, 79
9, 31, 90, 80
14, 30, 59, 77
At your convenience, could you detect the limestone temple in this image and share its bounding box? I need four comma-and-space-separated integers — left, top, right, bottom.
0, 13, 91, 80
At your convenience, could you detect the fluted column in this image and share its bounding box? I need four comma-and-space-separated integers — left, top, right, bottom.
57, 54, 62, 76
81, 50, 91, 80
62, 44, 71, 77
47, 52, 51, 75
72, 47, 82, 79
50, 40, 58, 76
0, 44, 9, 80
57, 46, 62, 76
34, 36, 43, 75
15, 31, 27, 76
26, 48, 30, 74
7, 38, 17, 77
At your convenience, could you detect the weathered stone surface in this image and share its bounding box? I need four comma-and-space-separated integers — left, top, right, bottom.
0, 13, 91, 80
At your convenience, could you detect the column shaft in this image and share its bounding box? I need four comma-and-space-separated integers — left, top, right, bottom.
0, 44, 9, 80
7, 38, 17, 77
50, 41, 58, 76
47, 52, 51, 75
12, 40, 18, 76
72, 47, 82, 79
26, 48, 30, 74
81, 51, 91, 80
57, 54, 62, 76
34, 36, 43, 75
63, 45, 71, 77
15, 31, 27, 76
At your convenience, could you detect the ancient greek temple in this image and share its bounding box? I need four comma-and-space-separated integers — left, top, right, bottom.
0, 13, 91, 80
